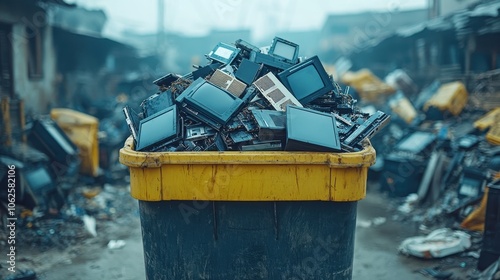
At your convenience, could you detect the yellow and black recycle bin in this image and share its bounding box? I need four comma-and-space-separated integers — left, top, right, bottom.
120, 137, 375, 279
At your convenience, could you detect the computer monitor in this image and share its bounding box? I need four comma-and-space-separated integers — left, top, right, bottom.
135, 105, 179, 151
268, 36, 299, 64
278, 55, 334, 105
285, 105, 341, 152
29, 119, 79, 166
207, 42, 240, 65
176, 78, 245, 130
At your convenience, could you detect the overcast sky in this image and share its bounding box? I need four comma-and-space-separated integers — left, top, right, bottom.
68, 0, 427, 40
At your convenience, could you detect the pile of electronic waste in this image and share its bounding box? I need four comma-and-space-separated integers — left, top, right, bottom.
123, 37, 390, 153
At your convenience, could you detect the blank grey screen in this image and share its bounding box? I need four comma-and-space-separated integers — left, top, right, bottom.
273, 42, 296, 60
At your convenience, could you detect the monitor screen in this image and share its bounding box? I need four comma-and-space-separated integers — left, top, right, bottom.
190, 83, 238, 115
45, 124, 76, 155
396, 131, 436, 153
286, 105, 340, 151
136, 105, 177, 151
178, 79, 245, 129
272, 41, 297, 61
287, 64, 325, 101
24, 166, 54, 193
278, 55, 333, 105
268, 37, 299, 64
208, 42, 240, 65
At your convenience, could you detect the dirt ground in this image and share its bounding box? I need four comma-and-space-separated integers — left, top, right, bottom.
1, 183, 482, 280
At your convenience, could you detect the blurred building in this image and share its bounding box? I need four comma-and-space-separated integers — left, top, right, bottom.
429, 0, 483, 18
346, 0, 500, 86
0, 0, 141, 117
319, 9, 428, 63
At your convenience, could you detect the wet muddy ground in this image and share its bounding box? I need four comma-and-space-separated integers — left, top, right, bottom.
1, 184, 481, 280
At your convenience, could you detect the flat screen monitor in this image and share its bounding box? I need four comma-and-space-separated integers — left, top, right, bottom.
285, 105, 341, 152
176, 78, 245, 130
268, 37, 299, 64
278, 55, 334, 105
135, 105, 178, 151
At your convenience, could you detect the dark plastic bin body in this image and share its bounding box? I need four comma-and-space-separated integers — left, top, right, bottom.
140, 200, 356, 280
119, 137, 376, 280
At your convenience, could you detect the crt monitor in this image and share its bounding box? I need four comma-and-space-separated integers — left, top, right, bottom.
268, 37, 299, 64
135, 105, 178, 151
278, 55, 334, 105
176, 78, 245, 129
207, 42, 240, 65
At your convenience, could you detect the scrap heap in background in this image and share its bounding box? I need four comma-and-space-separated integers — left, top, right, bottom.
0, 103, 128, 214
334, 57, 500, 272
123, 37, 390, 153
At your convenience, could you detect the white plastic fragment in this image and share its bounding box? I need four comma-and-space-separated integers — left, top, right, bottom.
399, 228, 471, 259
398, 193, 419, 213
357, 217, 387, 228
372, 217, 387, 226
82, 215, 97, 237
107, 240, 126, 249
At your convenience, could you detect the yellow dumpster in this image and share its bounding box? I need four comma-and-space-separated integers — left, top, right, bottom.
341, 69, 396, 103
423, 81, 468, 118
119, 137, 375, 279
51, 108, 99, 177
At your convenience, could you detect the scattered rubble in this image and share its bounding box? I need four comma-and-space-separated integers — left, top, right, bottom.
399, 228, 472, 259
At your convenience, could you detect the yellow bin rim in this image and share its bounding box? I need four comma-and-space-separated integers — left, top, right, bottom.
120, 137, 376, 202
